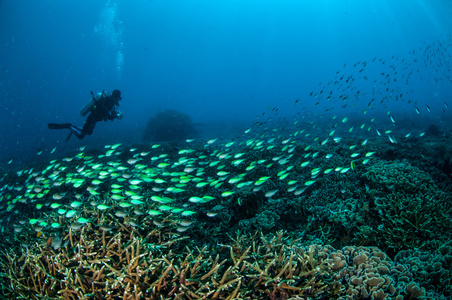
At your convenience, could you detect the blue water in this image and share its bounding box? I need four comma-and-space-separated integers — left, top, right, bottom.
0, 0, 451, 167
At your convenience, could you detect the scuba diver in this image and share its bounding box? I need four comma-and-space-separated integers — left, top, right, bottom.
48, 89, 123, 141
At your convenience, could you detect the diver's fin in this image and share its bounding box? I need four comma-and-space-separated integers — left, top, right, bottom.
48, 123, 72, 130
65, 131, 73, 142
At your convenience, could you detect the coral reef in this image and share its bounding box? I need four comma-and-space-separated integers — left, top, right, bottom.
335, 246, 426, 300
395, 245, 452, 299
1, 228, 343, 299
361, 160, 452, 253
1, 127, 452, 298
0, 228, 436, 300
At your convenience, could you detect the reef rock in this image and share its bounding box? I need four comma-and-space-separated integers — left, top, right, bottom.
143, 109, 196, 142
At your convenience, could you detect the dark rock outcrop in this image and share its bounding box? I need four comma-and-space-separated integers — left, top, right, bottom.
143, 109, 196, 142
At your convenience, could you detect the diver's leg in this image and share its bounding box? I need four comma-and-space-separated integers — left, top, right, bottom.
69, 125, 85, 139
68, 115, 96, 141
82, 119, 96, 137
71, 119, 95, 140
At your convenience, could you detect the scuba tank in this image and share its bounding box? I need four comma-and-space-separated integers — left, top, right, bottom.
80, 91, 106, 117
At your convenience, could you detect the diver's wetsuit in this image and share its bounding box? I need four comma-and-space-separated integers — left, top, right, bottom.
71, 93, 121, 139
48, 90, 122, 141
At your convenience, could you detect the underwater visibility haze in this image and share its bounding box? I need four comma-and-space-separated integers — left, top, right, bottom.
1, 0, 452, 299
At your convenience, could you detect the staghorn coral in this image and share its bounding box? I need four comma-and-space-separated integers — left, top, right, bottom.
1, 229, 344, 299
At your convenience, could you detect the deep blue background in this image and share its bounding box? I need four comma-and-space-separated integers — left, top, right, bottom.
1, 0, 451, 166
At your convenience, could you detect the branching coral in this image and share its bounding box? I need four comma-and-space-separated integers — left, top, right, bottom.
1, 229, 344, 299
359, 160, 452, 254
